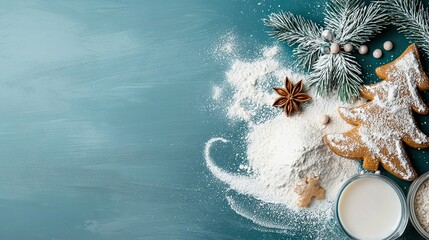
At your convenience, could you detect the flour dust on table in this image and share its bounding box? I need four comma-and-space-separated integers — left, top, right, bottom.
204, 34, 361, 238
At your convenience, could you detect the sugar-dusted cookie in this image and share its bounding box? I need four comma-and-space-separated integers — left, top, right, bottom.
325, 44, 429, 181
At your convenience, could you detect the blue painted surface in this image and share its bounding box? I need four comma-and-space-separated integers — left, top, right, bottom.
0, 0, 426, 239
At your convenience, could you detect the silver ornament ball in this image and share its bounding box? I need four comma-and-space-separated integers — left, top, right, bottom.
330, 43, 340, 54
321, 29, 334, 41
320, 45, 330, 54
343, 43, 353, 53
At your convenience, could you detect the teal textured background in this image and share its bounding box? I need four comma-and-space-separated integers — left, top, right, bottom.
0, 0, 427, 239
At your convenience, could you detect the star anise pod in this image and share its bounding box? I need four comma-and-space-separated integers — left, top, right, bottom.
273, 77, 312, 117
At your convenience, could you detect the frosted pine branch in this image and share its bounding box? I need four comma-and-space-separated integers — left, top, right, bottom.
307, 54, 362, 102
324, 0, 363, 33
264, 12, 323, 47
264, 12, 323, 69
293, 47, 321, 71
325, 0, 387, 46
265, 0, 388, 102
307, 54, 335, 97
337, 4, 387, 45
381, 0, 429, 55
334, 54, 362, 102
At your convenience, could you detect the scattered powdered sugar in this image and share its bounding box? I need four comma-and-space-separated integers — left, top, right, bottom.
212, 85, 222, 100
415, 178, 429, 233
224, 45, 282, 123
213, 31, 238, 59
205, 35, 361, 235
326, 47, 429, 180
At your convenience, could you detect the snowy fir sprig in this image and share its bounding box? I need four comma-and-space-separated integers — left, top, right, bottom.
265, 12, 324, 71
381, 0, 429, 56
264, 0, 388, 102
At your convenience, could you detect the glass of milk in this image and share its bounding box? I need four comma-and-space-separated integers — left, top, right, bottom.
335, 173, 408, 240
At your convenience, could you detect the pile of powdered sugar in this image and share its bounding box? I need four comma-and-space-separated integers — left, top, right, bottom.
415, 178, 429, 233
206, 38, 361, 219
245, 100, 359, 210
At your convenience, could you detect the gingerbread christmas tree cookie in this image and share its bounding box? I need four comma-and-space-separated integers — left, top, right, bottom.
325, 44, 429, 181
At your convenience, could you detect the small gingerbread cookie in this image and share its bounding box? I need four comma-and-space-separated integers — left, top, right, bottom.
325, 44, 429, 181
294, 176, 325, 207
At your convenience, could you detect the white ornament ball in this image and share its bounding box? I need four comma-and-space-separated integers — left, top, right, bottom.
373, 49, 383, 59
321, 29, 334, 41
330, 43, 340, 54
358, 45, 368, 55
343, 43, 353, 52
383, 41, 393, 51
320, 114, 330, 125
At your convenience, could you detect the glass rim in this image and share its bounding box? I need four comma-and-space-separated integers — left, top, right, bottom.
334, 173, 409, 240
407, 171, 429, 239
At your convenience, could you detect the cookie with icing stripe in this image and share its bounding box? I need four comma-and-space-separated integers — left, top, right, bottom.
325, 44, 429, 181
